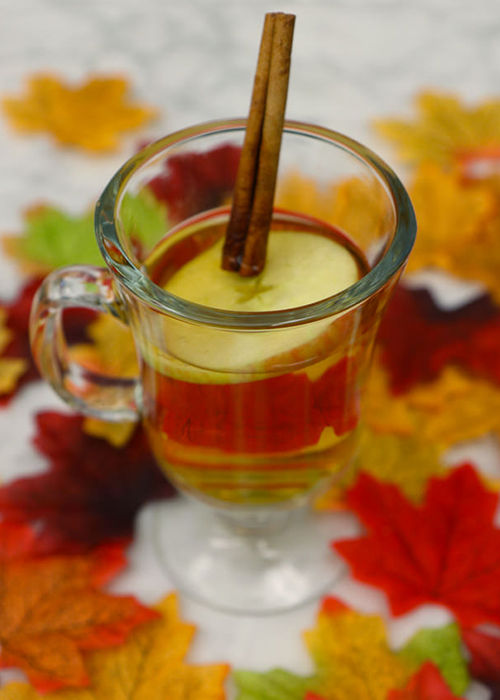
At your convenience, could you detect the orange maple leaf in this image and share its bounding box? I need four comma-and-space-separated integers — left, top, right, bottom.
0, 521, 157, 692
0, 594, 229, 700
2, 74, 157, 151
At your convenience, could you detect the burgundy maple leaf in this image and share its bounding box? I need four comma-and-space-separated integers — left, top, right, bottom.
148, 143, 241, 223
376, 284, 500, 394
0, 411, 175, 553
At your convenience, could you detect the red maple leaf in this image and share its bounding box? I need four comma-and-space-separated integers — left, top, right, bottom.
387, 662, 463, 699
148, 143, 241, 223
0, 411, 175, 553
376, 284, 500, 394
0, 520, 157, 692
462, 626, 500, 683
334, 464, 500, 626
153, 357, 357, 455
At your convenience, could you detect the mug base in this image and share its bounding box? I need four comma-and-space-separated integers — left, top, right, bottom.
152, 496, 346, 615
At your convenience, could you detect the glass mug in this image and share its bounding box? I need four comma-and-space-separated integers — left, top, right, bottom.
30, 120, 416, 613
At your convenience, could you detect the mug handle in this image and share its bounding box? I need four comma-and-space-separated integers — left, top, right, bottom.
30, 265, 140, 422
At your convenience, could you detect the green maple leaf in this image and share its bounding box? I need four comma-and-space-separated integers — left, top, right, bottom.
400, 623, 469, 695
17, 191, 167, 271
120, 190, 168, 254
21, 206, 101, 269
234, 668, 316, 700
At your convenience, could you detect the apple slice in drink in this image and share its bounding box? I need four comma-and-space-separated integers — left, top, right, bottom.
150, 228, 363, 381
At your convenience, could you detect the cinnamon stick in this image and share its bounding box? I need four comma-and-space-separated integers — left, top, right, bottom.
222, 12, 295, 276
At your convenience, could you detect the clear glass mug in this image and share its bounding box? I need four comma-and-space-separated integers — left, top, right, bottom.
30, 120, 416, 613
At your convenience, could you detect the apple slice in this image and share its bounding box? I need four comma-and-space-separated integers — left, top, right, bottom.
166, 231, 358, 311
148, 230, 361, 381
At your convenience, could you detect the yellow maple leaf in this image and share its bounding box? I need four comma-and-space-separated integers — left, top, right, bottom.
315, 426, 444, 511
2, 74, 157, 151
375, 90, 500, 168
362, 358, 417, 436
407, 365, 500, 448
69, 314, 139, 447
0, 309, 28, 396
304, 599, 412, 700
405, 162, 499, 277
276, 171, 387, 250
0, 357, 28, 396
315, 358, 444, 510
0, 594, 229, 700
70, 314, 139, 379
69, 315, 139, 446
358, 431, 443, 501
449, 210, 500, 305
82, 418, 136, 448
364, 357, 500, 450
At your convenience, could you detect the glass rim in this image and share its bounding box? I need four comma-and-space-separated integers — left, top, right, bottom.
95, 118, 416, 330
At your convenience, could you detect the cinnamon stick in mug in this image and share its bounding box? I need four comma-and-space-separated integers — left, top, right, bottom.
222, 12, 295, 276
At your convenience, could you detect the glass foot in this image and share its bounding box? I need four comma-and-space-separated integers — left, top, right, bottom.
152, 496, 346, 615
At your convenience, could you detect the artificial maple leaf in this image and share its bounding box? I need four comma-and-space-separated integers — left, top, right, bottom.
0, 594, 229, 700
120, 190, 170, 262
3, 193, 167, 277
387, 662, 464, 700
0, 277, 42, 402
154, 357, 356, 457
461, 626, 500, 683
3, 205, 101, 276
148, 143, 241, 223
335, 464, 500, 627
0, 520, 157, 692
362, 357, 500, 452
315, 428, 443, 511
69, 314, 139, 380
353, 429, 442, 501
374, 90, 500, 168
0, 411, 175, 553
68, 313, 140, 447
0, 308, 29, 395
400, 624, 469, 695
404, 163, 499, 276
276, 171, 390, 251
406, 365, 500, 447
303, 597, 412, 700
2, 74, 157, 151
233, 668, 314, 700
376, 284, 500, 394
82, 417, 136, 448
362, 357, 417, 436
